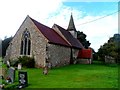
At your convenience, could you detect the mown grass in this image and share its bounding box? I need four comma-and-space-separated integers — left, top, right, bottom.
13, 63, 118, 88
1, 60, 118, 89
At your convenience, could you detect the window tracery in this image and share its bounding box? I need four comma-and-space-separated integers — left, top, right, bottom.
20, 29, 31, 55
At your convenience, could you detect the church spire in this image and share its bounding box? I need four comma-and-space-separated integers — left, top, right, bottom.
67, 14, 76, 31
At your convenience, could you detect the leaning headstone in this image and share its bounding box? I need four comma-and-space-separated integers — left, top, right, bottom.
18, 63, 22, 70
18, 71, 28, 88
7, 67, 15, 83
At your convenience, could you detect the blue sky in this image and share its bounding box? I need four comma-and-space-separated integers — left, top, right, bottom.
64, 2, 118, 16
62, 2, 118, 51
0, 0, 118, 51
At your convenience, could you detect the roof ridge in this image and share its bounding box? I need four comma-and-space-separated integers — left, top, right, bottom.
30, 17, 53, 30
53, 24, 84, 49
30, 17, 71, 47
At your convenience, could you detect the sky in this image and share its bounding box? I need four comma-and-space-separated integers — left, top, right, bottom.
0, 0, 119, 52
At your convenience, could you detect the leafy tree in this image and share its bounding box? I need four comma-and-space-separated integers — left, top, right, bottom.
97, 34, 120, 63
2, 36, 13, 57
77, 31, 91, 48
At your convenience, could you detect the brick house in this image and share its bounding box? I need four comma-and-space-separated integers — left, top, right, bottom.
5, 15, 84, 68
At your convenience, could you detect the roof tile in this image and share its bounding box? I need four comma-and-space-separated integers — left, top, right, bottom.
30, 17, 70, 47
53, 24, 84, 49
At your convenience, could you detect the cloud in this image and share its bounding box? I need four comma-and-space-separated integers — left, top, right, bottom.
0, 0, 118, 52
64, 0, 119, 2
45, 5, 118, 52
44, 6, 83, 27
0, 0, 64, 39
77, 14, 118, 51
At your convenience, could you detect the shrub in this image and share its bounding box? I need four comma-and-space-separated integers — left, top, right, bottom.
17, 56, 35, 68
10, 59, 19, 67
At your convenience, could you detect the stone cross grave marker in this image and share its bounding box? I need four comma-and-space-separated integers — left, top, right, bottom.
7, 67, 15, 83
18, 71, 28, 88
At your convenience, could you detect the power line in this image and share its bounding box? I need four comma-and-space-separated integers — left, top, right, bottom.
75, 10, 119, 26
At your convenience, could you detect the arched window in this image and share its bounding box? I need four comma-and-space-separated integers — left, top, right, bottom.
20, 29, 31, 55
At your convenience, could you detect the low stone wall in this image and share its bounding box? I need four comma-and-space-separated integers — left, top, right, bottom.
105, 56, 116, 64
77, 59, 92, 64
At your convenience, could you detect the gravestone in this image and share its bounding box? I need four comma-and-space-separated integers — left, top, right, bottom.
7, 67, 15, 83
18, 71, 28, 88
0, 68, 7, 80
6, 60, 10, 68
18, 63, 22, 70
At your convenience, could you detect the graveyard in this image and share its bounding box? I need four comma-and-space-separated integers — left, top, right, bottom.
0, 57, 118, 89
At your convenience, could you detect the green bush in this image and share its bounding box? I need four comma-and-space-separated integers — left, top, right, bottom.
10, 59, 19, 67
17, 56, 35, 68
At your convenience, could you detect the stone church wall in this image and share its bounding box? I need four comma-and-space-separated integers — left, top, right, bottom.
5, 16, 48, 68
47, 44, 71, 67
72, 48, 79, 64
30, 26, 48, 68
72, 48, 79, 59
5, 17, 32, 62
5, 16, 80, 68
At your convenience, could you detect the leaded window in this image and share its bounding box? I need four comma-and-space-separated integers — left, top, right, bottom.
20, 29, 31, 55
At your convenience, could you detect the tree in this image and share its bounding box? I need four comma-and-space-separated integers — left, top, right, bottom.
77, 31, 91, 49
97, 34, 120, 63
2, 36, 13, 57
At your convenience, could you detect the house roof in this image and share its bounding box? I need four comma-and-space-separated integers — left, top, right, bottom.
30, 17, 70, 47
67, 14, 76, 31
53, 24, 84, 49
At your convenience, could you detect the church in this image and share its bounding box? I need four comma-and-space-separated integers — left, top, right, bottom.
5, 15, 85, 68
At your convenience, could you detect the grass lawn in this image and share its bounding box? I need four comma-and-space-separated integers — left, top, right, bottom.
8, 63, 118, 89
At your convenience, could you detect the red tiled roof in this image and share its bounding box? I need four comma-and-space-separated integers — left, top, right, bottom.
30, 17, 70, 47
53, 24, 84, 49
